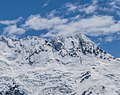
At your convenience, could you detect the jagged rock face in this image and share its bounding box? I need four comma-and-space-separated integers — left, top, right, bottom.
0, 34, 119, 95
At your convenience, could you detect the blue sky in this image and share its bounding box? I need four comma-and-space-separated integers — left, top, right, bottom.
0, 0, 120, 57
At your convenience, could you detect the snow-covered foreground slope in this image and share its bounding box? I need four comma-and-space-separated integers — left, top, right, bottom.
0, 34, 120, 95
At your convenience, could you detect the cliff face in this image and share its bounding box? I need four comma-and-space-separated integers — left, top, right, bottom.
0, 34, 119, 95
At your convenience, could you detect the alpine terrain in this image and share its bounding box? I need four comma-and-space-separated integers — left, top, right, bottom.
0, 34, 120, 95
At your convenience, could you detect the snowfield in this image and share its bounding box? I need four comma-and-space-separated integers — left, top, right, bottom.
0, 34, 120, 95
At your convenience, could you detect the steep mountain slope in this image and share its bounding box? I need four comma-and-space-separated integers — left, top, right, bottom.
0, 34, 119, 95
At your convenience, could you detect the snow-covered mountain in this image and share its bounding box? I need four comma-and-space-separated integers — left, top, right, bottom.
0, 34, 119, 95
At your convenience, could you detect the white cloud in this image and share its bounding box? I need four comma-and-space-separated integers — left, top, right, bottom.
42, 0, 50, 7
92, 0, 98, 4
66, 3, 81, 13
0, 0, 120, 42
20, 14, 120, 38
104, 34, 120, 43
47, 10, 57, 18
3, 25, 25, 35
24, 15, 68, 30
66, 3, 78, 11
65, 2, 97, 14
1, 14, 119, 42
105, 36, 114, 42
42, 15, 120, 37
0, 17, 23, 25
84, 5, 96, 14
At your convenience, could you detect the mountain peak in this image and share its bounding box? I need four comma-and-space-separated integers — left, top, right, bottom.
0, 34, 120, 95
0, 34, 113, 65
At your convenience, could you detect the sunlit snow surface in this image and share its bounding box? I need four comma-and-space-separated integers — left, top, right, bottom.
0, 34, 120, 95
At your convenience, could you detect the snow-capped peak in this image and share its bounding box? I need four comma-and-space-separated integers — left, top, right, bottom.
0, 34, 119, 95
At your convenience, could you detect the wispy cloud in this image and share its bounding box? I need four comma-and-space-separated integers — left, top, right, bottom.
83, 5, 97, 14
0, 17, 23, 25
42, 0, 50, 8
22, 14, 120, 40
0, 17, 25, 36
22, 0, 120, 39
3, 25, 25, 35
0, 0, 120, 43
24, 15, 68, 31
104, 33, 120, 43
1, 14, 120, 43
105, 36, 114, 42
66, 3, 78, 11
42, 15, 120, 37
65, 1, 97, 15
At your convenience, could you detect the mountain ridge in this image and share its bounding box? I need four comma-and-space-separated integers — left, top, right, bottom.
0, 34, 113, 65
0, 34, 119, 95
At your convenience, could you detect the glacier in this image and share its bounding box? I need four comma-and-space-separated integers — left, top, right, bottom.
0, 34, 120, 95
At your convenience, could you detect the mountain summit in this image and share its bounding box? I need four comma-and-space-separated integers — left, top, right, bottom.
0, 34, 113, 65
0, 34, 119, 95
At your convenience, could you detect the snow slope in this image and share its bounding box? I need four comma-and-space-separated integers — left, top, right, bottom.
0, 34, 119, 95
